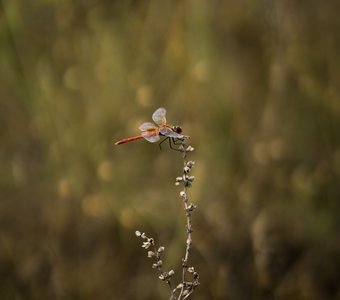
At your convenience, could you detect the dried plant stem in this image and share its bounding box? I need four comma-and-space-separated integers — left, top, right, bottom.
175, 142, 198, 299
135, 231, 175, 298
136, 138, 199, 300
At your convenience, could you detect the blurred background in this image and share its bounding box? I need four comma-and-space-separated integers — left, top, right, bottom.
1, 0, 340, 299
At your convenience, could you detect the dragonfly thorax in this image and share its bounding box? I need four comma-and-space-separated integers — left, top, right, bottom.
172, 125, 182, 134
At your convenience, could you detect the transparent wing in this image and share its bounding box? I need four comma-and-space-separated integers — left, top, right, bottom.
141, 130, 160, 143
139, 122, 157, 131
159, 127, 184, 138
139, 122, 160, 143
152, 107, 167, 126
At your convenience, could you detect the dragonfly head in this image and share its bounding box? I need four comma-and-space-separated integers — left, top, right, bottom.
172, 125, 182, 134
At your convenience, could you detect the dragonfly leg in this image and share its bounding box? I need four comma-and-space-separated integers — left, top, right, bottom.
169, 138, 183, 151
158, 137, 169, 151
158, 137, 183, 151
172, 138, 184, 145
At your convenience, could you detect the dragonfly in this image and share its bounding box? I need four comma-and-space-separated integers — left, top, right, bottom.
115, 107, 188, 150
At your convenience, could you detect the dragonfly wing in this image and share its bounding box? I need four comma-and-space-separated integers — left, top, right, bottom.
160, 127, 184, 138
139, 122, 157, 131
152, 107, 167, 126
139, 122, 160, 143
142, 130, 160, 143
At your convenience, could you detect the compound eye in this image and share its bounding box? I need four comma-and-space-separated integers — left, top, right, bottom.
176, 126, 182, 134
